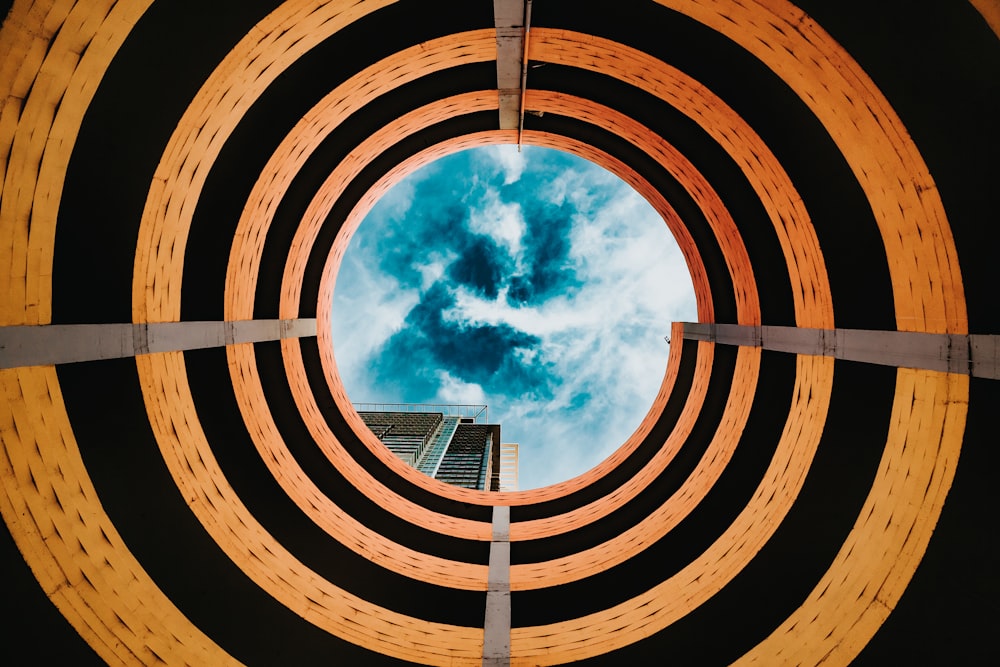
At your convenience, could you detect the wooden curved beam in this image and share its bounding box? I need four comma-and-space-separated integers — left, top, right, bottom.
510, 354, 835, 663
507, 346, 757, 585
653, 3, 971, 663
737, 370, 968, 665
228, 341, 491, 589
527, 28, 833, 330
275, 84, 774, 513
0, 365, 237, 665
657, 0, 965, 334
136, 352, 484, 665
0, 3, 237, 662
311, 132, 699, 508
0, 0, 152, 325
132, 0, 398, 324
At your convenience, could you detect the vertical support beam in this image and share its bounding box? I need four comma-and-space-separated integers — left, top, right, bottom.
516, 0, 533, 149
494, 0, 526, 130
483, 505, 511, 666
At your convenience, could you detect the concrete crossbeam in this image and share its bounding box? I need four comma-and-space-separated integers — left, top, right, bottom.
484, 505, 512, 666
495, 1, 526, 130
0, 319, 317, 368
682, 323, 999, 379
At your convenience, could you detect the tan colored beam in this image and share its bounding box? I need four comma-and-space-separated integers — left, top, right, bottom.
738, 370, 967, 666
138, 350, 485, 665
655, 0, 965, 335
483, 506, 512, 666
527, 29, 832, 330
227, 340, 492, 588
1, 364, 238, 665
307, 126, 719, 511
683, 323, 999, 379
494, 0, 525, 130
0, 0, 154, 326
510, 354, 836, 663
133, 0, 400, 324
0, 319, 315, 368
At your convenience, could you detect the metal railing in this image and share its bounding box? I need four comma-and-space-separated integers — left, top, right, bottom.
353, 402, 489, 423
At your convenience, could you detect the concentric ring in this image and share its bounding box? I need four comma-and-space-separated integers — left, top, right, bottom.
2, 1, 997, 665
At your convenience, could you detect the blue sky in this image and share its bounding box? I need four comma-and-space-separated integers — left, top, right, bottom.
331, 145, 696, 489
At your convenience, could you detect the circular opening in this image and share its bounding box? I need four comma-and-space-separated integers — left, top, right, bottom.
331, 145, 696, 489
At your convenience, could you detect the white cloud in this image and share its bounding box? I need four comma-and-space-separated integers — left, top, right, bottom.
331, 145, 698, 490
467, 191, 525, 258
482, 144, 526, 185
331, 252, 419, 398
434, 370, 487, 405
416, 254, 451, 291
447, 178, 687, 489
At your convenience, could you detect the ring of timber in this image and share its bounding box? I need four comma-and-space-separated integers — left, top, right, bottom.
1, 1, 997, 665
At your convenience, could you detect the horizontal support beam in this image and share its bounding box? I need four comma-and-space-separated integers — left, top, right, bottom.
0, 319, 317, 369
681, 323, 999, 380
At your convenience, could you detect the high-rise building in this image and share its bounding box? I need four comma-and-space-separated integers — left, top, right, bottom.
357, 405, 514, 492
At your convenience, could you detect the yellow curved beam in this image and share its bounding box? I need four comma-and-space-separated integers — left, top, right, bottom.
658, 0, 965, 333
0, 365, 238, 665
137, 352, 483, 665
132, 0, 398, 323
510, 353, 834, 663
528, 28, 833, 330
0, 0, 152, 325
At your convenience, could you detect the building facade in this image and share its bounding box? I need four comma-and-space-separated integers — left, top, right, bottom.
358, 406, 515, 492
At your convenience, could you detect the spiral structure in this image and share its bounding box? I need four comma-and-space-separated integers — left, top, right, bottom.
1, 1, 997, 664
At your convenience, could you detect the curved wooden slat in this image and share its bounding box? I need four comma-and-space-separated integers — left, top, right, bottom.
132, 0, 398, 324
136, 352, 484, 665
510, 353, 834, 664
737, 370, 968, 666
528, 28, 834, 330
0, 0, 152, 326
228, 340, 490, 589
657, 0, 965, 334
312, 134, 696, 509
0, 366, 237, 665
509, 345, 756, 586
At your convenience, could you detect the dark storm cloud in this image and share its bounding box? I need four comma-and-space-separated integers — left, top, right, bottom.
446, 234, 512, 299
371, 283, 554, 400
370, 151, 519, 297
502, 195, 584, 306
374, 199, 467, 289
368, 148, 591, 309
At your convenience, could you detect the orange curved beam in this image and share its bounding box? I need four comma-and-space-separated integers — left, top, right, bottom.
510, 354, 834, 663
289, 92, 765, 511
657, 0, 965, 334
312, 133, 698, 508
0, 0, 153, 325
137, 351, 484, 665
228, 341, 490, 589
0, 364, 237, 664
654, 3, 970, 664
527, 28, 833, 330
1, 2, 238, 663
132, 0, 399, 323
